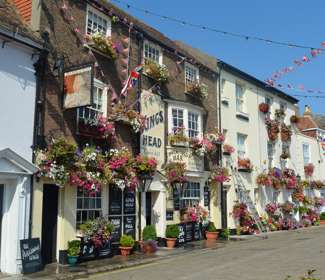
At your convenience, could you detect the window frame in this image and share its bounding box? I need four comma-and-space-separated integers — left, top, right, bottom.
86, 5, 112, 37
237, 133, 247, 159
181, 181, 201, 208
143, 40, 163, 65
302, 143, 311, 165
235, 83, 245, 113
168, 104, 203, 139
185, 62, 199, 89
267, 141, 275, 168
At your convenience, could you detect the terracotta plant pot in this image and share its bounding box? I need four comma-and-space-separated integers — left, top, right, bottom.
320, 220, 325, 226
166, 238, 177, 249
206, 231, 218, 241
119, 246, 132, 256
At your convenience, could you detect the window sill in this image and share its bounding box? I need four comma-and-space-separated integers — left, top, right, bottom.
83, 44, 115, 60
236, 112, 250, 121
238, 168, 253, 173
221, 96, 230, 105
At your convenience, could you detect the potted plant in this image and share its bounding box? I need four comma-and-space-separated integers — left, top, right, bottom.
219, 228, 230, 240
165, 224, 180, 248
164, 162, 187, 186
258, 103, 269, 114
67, 240, 81, 266
141, 225, 158, 253
205, 222, 218, 240
320, 212, 325, 225
222, 144, 235, 156
237, 158, 253, 173
119, 235, 135, 256
209, 166, 231, 185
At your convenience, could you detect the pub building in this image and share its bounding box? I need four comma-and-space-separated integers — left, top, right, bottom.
7, 0, 221, 266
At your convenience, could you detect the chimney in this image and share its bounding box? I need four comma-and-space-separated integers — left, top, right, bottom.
12, 0, 32, 23
304, 105, 312, 116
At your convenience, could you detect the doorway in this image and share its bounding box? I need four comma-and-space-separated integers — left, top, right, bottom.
41, 184, 59, 264
145, 192, 152, 225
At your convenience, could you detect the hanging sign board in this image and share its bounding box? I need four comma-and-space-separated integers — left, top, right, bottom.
123, 191, 136, 214
109, 187, 122, 215
123, 216, 136, 238
109, 217, 122, 243
20, 238, 42, 274
63, 65, 93, 109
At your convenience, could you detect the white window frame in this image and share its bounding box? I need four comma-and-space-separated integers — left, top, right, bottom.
143, 40, 163, 65
302, 143, 311, 165
181, 182, 201, 208
237, 133, 247, 159
267, 141, 275, 168
185, 62, 199, 88
265, 96, 273, 116
236, 83, 245, 113
76, 187, 102, 227
280, 101, 287, 112
168, 104, 203, 139
86, 5, 112, 37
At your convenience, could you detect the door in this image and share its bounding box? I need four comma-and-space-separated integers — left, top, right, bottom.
145, 192, 152, 225
41, 184, 59, 264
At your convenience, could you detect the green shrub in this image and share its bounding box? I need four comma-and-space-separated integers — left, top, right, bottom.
166, 224, 180, 238
142, 225, 157, 241
207, 222, 217, 232
120, 235, 135, 247
220, 228, 230, 239
67, 240, 80, 256
320, 212, 325, 220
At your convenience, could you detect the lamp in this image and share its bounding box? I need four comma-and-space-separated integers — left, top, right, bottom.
137, 173, 153, 192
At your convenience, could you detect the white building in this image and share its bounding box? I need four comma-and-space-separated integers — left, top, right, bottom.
0, 3, 42, 274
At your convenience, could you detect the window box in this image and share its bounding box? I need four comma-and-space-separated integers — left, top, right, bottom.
84, 33, 117, 60
143, 60, 169, 84
185, 83, 208, 99
237, 158, 253, 173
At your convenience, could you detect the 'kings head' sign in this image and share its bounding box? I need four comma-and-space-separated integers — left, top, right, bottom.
140, 91, 165, 169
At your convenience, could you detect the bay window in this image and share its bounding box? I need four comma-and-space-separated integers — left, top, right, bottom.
188, 112, 199, 138
181, 182, 201, 207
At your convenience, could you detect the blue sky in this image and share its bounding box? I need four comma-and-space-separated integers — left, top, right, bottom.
113, 0, 325, 114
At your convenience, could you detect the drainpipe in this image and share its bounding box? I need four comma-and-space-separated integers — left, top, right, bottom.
217, 61, 227, 229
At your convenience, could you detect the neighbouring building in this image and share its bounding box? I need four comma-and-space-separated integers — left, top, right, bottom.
11, 0, 220, 265
0, 0, 42, 274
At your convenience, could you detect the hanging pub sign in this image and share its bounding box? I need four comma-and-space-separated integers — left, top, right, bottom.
63, 64, 93, 109
20, 238, 42, 274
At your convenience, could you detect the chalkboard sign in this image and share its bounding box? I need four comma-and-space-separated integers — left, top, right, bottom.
109, 187, 122, 215
124, 191, 135, 214
123, 216, 136, 238
193, 223, 201, 241
97, 240, 112, 258
20, 238, 42, 274
185, 223, 194, 242
177, 224, 186, 245
204, 185, 210, 208
166, 210, 174, 221
80, 240, 96, 261
109, 217, 122, 242
173, 188, 180, 210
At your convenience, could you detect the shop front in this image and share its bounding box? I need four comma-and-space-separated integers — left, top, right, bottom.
0, 148, 36, 274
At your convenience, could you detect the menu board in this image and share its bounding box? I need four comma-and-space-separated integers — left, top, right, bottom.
166, 210, 174, 221
193, 223, 201, 241
123, 216, 136, 238
20, 238, 42, 274
109, 217, 122, 242
177, 224, 186, 245
204, 185, 210, 208
109, 187, 122, 215
173, 188, 180, 210
124, 191, 136, 214
185, 223, 194, 242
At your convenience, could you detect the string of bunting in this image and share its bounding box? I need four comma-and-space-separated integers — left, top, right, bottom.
111, 0, 325, 51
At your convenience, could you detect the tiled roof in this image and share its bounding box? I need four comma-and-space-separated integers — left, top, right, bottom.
312, 114, 325, 130
0, 0, 41, 45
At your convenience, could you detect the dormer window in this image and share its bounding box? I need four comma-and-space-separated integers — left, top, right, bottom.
143, 40, 162, 64
86, 5, 111, 36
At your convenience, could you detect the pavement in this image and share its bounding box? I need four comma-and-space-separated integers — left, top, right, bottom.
1, 226, 324, 280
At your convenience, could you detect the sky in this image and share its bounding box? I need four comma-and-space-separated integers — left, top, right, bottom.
113, 0, 325, 114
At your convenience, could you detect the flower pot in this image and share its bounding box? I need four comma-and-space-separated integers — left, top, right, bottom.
67, 255, 78, 266
119, 246, 132, 256
206, 231, 218, 241
165, 238, 177, 249
320, 220, 325, 226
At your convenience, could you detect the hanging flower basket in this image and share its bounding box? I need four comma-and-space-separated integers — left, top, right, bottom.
310, 180, 325, 190
258, 103, 269, 114
280, 201, 295, 215
256, 173, 272, 187
164, 162, 187, 186
265, 203, 279, 215
304, 163, 314, 177
280, 123, 292, 142
237, 158, 253, 173
265, 118, 280, 142
84, 32, 117, 59
275, 109, 286, 121
185, 82, 208, 99
134, 155, 158, 177
190, 137, 214, 157
205, 129, 225, 145
290, 115, 299, 123
222, 144, 235, 155
280, 151, 290, 160
209, 166, 231, 185
79, 115, 116, 140
143, 60, 169, 84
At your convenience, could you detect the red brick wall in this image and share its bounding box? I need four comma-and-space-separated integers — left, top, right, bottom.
13, 0, 32, 22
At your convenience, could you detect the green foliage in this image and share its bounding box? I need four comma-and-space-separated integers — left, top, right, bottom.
219, 228, 230, 239
47, 138, 77, 168
284, 269, 320, 280
67, 240, 80, 256
166, 224, 180, 238
142, 225, 157, 241
120, 235, 135, 247
320, 212, 325, 220
207, 222, 217, 232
